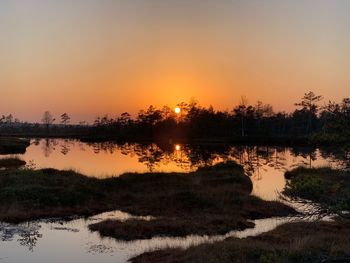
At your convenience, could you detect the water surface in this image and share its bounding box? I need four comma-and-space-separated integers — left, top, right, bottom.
4, 139, 347, 200
0, 139, 348, 262
0, 210, 303, 263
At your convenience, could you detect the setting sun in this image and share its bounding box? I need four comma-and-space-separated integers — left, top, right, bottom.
0, 1, 349, 262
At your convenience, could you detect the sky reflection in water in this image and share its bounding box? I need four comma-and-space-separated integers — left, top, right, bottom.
0, 139, 348, 262
5, 138, 348, 200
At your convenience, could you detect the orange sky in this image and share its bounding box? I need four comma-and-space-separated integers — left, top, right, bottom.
1, 0, 349, 123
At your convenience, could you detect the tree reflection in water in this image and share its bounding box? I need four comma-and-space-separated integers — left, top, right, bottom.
60, 139, 71, 155
17, 228, 42, 252
0, 222, 42, 252
38, 139, 349, 174
2, 139, 349, 252
41, 138, 58, 157
135, 144, 164, 172
319, 146, 350, 169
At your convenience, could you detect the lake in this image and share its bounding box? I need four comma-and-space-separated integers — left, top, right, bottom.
0, 139, 348, 262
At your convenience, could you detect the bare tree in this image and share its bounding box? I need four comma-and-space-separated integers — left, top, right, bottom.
42, 111, 55, 131
233, 96, 248, 136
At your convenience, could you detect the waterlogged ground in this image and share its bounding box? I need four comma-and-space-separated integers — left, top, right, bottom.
0, 210, 303, 263
0, 139, 348, 262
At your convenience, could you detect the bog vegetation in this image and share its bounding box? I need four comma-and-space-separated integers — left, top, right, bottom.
0, 162, 294, 233
0, 137, 30, 154
284, 167, 350, 219
129, 166, 350, 263
130, 221, 350, 263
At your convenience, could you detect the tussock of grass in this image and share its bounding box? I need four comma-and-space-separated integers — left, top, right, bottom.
0, 137, 30, 154
0, 168, 107, 222
130, 221, 350, 263
0, 157, 26, 168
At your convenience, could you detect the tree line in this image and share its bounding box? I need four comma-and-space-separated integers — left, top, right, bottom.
1, 92, 349, 145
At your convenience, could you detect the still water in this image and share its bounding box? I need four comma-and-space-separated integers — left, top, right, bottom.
0, 211, 300, 263
0, 139, 348, 262
4, 138, 348, 200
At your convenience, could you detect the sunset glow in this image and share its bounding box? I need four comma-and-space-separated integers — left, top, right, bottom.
1, 2, 349, 262
1, 0, 349, 123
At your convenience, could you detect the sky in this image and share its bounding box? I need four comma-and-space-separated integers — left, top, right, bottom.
1, 0, 349, 123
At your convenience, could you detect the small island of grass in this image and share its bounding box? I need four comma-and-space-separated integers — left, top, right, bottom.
0, 137, 30, 155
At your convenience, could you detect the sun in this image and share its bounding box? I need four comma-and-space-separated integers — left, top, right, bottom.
174, 107, 181, 114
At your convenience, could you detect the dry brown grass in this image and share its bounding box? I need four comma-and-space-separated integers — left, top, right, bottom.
131, 221, 350, 263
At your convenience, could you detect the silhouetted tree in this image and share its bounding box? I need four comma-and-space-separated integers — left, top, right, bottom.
60, 113, 71, 125
295, 91, 323, 134
117, 112, 132, 126
1, 92, 349, 145
161, 106, 174, 120
41, 111, 55, 131
5, 114, 13, 124
233, 96, 248, 136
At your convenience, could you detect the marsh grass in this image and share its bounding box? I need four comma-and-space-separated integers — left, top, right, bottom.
130, 221, 350, 263
0, 162, 295, 241
88, 162, 295, 239
129, 166, 350, 262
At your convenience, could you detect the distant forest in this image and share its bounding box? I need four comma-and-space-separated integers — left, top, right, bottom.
1, 92, 349, 145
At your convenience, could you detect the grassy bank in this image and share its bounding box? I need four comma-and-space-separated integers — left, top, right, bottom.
0, 137, 30, 154
88, 162, 295, 240
284, 167, 350, 216
0, 162, 295, 241
0, 157, 26, 168
130, 221, 350, 263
